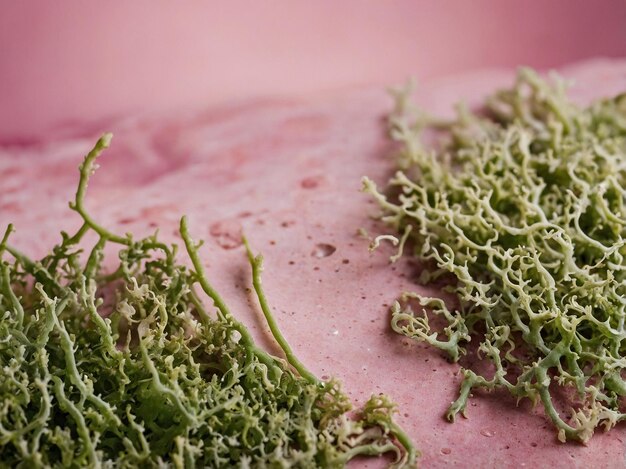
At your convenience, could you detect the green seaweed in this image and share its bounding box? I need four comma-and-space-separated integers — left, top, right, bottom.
0, 135, 417, 467
365, 69, 626, 443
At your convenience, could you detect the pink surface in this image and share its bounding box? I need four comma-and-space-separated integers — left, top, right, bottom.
1, 1, 626, 142
2, 59, 626, 468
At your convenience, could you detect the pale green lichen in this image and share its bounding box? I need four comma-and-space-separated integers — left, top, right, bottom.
365, 68, 626, 443
0, 135, 418, 467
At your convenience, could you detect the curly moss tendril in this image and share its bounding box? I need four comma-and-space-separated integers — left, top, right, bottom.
365, 68, 626, 443
0, 135, 417, 467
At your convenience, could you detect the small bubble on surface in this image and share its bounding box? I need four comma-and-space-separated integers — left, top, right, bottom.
311, 243, 336, 258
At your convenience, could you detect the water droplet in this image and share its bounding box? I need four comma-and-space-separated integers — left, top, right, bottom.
480, 429, 495, 438
441, 448, 451, 455
331, 329, 339, 336
311, 243, 336, 258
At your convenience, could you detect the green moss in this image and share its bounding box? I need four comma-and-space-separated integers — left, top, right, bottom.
0, 135, 417, 467
366, 69, 626, 443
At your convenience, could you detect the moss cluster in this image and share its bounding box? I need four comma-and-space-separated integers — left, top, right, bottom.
0, 135, 417, 467
365, 69, 626, 442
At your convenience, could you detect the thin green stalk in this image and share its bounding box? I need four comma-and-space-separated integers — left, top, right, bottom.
243, 236, 319, 385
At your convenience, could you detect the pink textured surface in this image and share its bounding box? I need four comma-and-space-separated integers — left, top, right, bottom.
1, 1, 626, 142
2, 60, 626, 467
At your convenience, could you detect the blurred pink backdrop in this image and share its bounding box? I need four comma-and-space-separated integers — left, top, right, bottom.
1, 0, 625, 143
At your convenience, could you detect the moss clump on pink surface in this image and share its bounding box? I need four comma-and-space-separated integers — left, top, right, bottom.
0, 135, 417, 467
366, 69, 626, 443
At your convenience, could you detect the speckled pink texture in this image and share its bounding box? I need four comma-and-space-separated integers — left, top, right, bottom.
2, 59, 626, 467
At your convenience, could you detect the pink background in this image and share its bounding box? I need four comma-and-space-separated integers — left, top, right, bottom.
1, 0, 626, 143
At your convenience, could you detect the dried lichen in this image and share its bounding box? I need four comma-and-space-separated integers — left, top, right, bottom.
0, 135, 418, 467
365, 69, 626, 442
